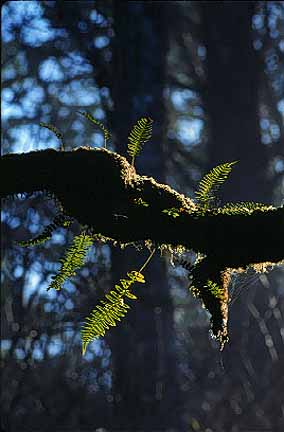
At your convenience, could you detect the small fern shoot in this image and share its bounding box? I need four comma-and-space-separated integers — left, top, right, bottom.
81, 248, 155, 355
39, 122, 65, 151
18, 214, 72, 247
47, 232, 93, 291
195, 161, 238, 212
127, 117, 153, 166
77, 111, 110, 148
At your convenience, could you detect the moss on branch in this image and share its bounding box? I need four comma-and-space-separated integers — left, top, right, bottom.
1, 147, 283, 347
1, 147, 283, 269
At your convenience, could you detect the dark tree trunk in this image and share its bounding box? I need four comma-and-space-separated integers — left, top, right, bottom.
201, 4, 283, 429
108, 2, 182, 429
202, 1, 271, 203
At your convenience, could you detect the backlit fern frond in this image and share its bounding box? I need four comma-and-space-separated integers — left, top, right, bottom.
18, 214, 72, 247
216, 201, 274, 215
39, 122, 64, 151
77, 111, 111, 148
81, 270, 145, 355
195, 161, 238, 211
127, 117, 153, 166
47, 232, 93, 291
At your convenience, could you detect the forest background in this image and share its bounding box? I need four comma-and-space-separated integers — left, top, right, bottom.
1, 1, 284, 431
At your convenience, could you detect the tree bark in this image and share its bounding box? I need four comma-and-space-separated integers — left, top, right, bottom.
1, 148, 283, 270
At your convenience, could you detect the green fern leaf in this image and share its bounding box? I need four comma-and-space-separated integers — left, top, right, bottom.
18, 214, 72, 247
47, 232, 93, 291
195, 161, 238, 211
162, 208, 181, 218
39, 122, 64, 151
206, 279, 225, 300
81, 271, 145, 355
127, 117, 153, 166
217, 201, 274, 215
77, 111, 111, 148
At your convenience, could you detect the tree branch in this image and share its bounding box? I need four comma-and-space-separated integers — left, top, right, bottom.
1, 147, 283, 271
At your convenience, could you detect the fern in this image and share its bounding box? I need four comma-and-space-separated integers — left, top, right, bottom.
133, 197, 149, 207
18, 214, 72, 247
216, 201, 274, 215
81, 270, 145, 355
77, 111, 111, 148
39, 122, 65, 151
47, 232, 93, 291
206, 279, 225, 300
162, 207, 182, 218
127, 117, 153, 166
81, 249, 155, 354
195, 161, 238, 211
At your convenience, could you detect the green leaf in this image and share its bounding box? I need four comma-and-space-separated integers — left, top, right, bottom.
18, 214, 72, 247
47, 232, 93, 291
127, 117, 153, 166
162, 208, 181, 218
133, 197, 149, 207
39, 122, 64, 151
195, 161, 238, 211
81, 270, 145, 355
216, 201, 274, 215
77, 111, 111, 148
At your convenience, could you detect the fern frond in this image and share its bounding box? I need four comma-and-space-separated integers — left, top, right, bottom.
81, 271, 145, 355
216, 201, 274, 215
39, 122, 64, 151
195, 161, 238, 211
77, 111, 111, 148
18, 214, 72, 247
127, 117, 153, 166
205, 279, 225, 300
47, 232, 93, 291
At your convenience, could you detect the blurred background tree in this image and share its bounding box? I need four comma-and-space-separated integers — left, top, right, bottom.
1, 1, 283, 431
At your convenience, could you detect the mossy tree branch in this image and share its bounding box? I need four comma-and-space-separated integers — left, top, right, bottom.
1, 147, 283, 271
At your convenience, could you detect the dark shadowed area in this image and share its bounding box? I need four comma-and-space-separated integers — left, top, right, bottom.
1, 1, 284, 431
